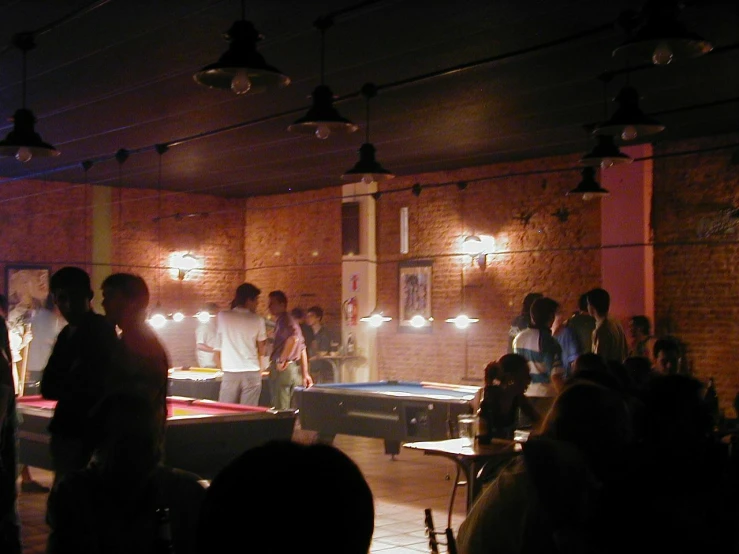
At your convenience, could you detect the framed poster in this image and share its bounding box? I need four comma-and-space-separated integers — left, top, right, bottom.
5, 265, 51, 326
399, 260, 432, 331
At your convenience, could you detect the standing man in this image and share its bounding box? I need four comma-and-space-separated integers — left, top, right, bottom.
568, 293, 595, 354
40, 267, 118, 485
268, 291, 313, 410
195, 302, 219, 368
306, 305, 336, 383
586, 288, 628, 364
512, 297, 564, 418
215, 284, 267, 406
101, 273, 170, 429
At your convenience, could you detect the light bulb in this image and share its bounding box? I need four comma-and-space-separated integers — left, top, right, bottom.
368, 314, 384, 328
231, 70, 252, 95
196, 311, 212, 323
652, 42, 674, 65
172, 311, 185, 323
582, 192, 594, 202
410, 315, 426, 328
454, 315, 471, 329
15, 147, 32, 163
621, 125, 638, 141
600, 159, 614, 170
149, 313, 167, 329
361, 174, 375, 185
315, 125, 330, 139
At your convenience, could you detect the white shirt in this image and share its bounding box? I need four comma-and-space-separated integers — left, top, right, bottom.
195, 321, 217, 368
215, 307, 266, 372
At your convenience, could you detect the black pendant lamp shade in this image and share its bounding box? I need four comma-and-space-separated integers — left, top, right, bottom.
194, 19, 290, 94
0, 32, 59, 162
342, 143, 394, 183
613, 2, 713, 65
594, 86, 665, 142
342, 83, 394, 184
580, 135, 632, 168
288, 85, 358, 138
0, 108, 59, 161
567, 167, 609, 199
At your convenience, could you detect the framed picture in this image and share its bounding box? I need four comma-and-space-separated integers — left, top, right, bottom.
399, 260, 433, 331
5, 265, 51, 327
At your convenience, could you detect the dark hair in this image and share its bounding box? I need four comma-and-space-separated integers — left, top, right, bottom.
485, 353, 529, 384
530, 297, 559, 328
0, 294, 7, 315
232, 283, 260, 308
522, 292, 544, 316
50, 267, 93, 299
306, 305, 324, 320
578, 293, 589, 312
653, 337, 680, 360
630, 315, 651, 335
44, 293, 55, 310
268, 290, 288, 306
197, 441, 374, 554
102, 273, 150, 312
586, 288, 610, 316
290, 307, 305, 320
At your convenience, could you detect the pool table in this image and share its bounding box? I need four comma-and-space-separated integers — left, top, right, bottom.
16, 395, 296, 478
294, 381, 481, 456
168, 367, 271, 407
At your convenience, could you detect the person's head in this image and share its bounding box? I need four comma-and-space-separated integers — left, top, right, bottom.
530, 297, 559, 329
586, 288, 610, 318
197, 441, 374, 554
101, 273, 150, 328
539, 381, 632, 479
0, 294, 7, 318
232, 283, 260, 310
577, 293, 589, 313
653, 337, 681, 375
290, 307, 305, 322
268, 290, 288, 317
50, 266, 94, 325
521, 292, 544, 319
629, 315, 651, 340
92, 391, 163, 480
306, 305, 324, 327
484, 353, 531, 396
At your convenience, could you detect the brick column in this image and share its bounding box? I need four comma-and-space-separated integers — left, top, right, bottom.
600, 144, 654, 323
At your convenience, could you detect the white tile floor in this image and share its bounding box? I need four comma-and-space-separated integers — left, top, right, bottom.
19, 433, 469, 554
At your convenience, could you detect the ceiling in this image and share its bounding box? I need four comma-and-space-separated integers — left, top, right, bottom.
0, 0, 736, 198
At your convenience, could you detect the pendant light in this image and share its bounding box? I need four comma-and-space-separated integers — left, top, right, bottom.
288, 16, 357, 139
593, 85, 664, 142
0, 33, 59, 162
581, 77, 632, 169
342, 83, 394, 184
193, 0, 290, 94
567, 167, 609, 200
613, 1, 713, 66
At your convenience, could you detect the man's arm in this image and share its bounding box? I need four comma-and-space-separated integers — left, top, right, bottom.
256, 339, 266, 371
277, 335, 298, 370
40, 330, 68, 400
300, 348, 313, 388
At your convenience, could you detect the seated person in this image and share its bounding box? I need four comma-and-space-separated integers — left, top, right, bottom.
480, 354, 539, 440
197, 441, 374, 554
458, 381, 632, 554
47, 392, 207, 554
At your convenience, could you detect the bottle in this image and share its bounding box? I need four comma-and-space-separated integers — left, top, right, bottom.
476, 386, 495, 445
154, 507, 175, 553
346, 332, 356, 355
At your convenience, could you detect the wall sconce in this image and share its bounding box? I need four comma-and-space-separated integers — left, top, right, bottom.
445, 313, 479, 329
148, 302, 168, 330
409, 314, 433, 328
360, 312, 392, 328
169, 252, 202, 281
460, 234, 495, 269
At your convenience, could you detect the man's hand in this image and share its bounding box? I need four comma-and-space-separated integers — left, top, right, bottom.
277, 359, 289, 372
303, 373, 314, 388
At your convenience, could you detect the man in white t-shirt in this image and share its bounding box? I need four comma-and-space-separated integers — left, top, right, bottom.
195, 302, 219, 368
215, 284, 267, 405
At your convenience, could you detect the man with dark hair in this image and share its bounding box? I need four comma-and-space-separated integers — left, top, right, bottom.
290, 307, 313, 355
507, 292, 543, 352
197, 441, 374, 554
513, 297, 565, 417
628, 315, 656, 360
568, 293, 595, 354
652, 337, 682, 375
41, 267, 118, 484
586, 288, 628, 364
214, 283, 267, 405
101, 273, 170, 429
195, 302, 219, 368
268, 291, 313, 409
306, 305, 336, 383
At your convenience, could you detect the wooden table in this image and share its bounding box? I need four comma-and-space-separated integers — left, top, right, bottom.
403, 437, 523, 511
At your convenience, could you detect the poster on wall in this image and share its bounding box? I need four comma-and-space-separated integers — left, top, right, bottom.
398, 260, 432, 331
4, 265, 51, 326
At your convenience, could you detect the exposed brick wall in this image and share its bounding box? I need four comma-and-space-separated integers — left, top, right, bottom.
653, 133, 739, 410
